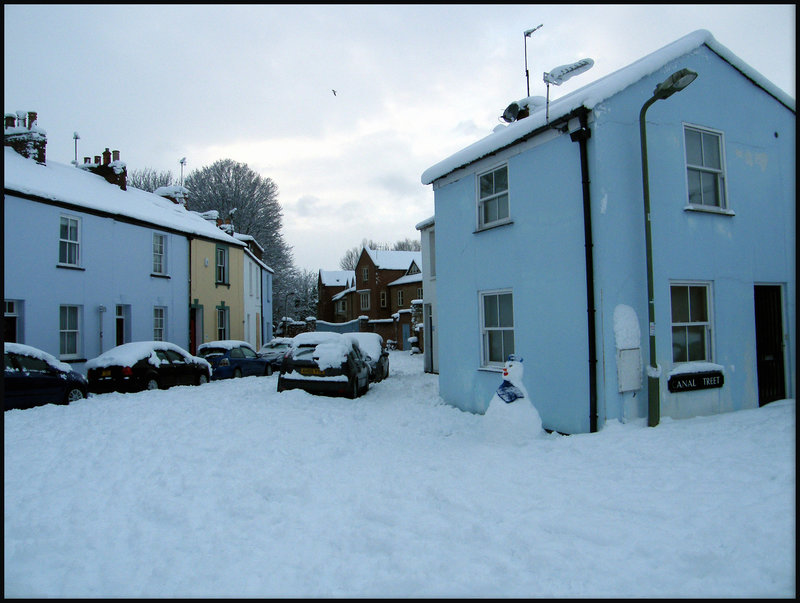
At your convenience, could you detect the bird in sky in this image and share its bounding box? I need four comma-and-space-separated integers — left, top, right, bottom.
332, 89, 337, 96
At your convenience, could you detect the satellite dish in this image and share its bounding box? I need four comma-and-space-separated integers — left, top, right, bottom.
502, 102, 522, 123
543, 58, 594, 86
501, 96, 547, 123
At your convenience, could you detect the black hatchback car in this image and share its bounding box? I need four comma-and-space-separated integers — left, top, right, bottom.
277, 332, 370, 398
4, 342, 88, 411
85, 341, 212, 393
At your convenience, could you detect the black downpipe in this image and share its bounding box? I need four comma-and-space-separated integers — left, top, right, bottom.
569, 109, 598, 432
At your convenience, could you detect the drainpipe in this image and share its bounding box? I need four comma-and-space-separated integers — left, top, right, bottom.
570, 108, 598, 433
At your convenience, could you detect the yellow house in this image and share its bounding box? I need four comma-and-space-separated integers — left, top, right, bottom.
189, 236, 246, 353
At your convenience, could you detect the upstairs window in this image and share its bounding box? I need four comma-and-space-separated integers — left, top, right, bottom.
216, 245, 229, 285
59, 216, 80, 266
397, 290, 404, 307
360, 291, 370, 311
684, 126, 727, 209
152, 233, 167, 275
478, 165, 509, 229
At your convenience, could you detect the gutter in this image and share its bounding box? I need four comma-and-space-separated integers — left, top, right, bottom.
569, 108, 599, 432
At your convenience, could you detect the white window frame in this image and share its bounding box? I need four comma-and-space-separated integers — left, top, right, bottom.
216, 246, 229, 284
58, 215, 81, 267
397, 290, 404, 307
152, 233, 167, 275
479, 289, 515, 367
683, 124, 728, 210
59, 304, 81, 359
380, 291, 387, 308
153, 306, 166, 341
670, 282, 714, 364
217, 306, 229, 340
477, 164, 510, 230
359, 291, 370, 311
362, 266, 369, 282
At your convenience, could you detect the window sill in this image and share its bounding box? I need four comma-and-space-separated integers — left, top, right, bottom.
683, 205, 735, 216
151, 273, 171, 279
474, 220, 514, 234
215, 282, 231, 289
56, 264, 85, 271
478, 366, 504, 373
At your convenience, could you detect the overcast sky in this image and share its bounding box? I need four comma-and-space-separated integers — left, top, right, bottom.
4, 4, 795, 272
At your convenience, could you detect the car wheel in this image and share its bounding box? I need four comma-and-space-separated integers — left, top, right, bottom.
264, 364, 273, 376
145, 376, 159, 391
197, 373, 209, 385
233, 368, 243, 379
64, 387, 85, 404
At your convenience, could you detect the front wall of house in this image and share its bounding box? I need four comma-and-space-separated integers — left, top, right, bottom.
3, 195, 190, 371
434, 134, 592, 434
589, 47, 795, 424
190, 238, 244, 344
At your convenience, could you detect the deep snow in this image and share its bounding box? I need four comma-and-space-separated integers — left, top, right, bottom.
4, 351, 795, 597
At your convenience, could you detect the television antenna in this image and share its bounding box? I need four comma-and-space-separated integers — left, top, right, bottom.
543, 58, 594, 123
179, 157, 187, 185
524, 25, 543, 97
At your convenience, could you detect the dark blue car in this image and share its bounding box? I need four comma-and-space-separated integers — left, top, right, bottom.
197, 340, 273, 379
4, 342, 88, 411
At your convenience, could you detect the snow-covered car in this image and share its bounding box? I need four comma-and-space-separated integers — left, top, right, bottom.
197, 340, 273, 379
86, 341, 212, 393
277, 332, 370, 399
4, 342, 88, 411
258, 337, 293, 370
349, 332, 389, 382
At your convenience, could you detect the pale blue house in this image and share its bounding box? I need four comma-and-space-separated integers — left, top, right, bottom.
4, 112, 244, 372
421, 30, 795, 434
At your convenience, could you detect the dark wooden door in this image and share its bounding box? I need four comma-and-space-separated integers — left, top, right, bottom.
754, 285, 786, 406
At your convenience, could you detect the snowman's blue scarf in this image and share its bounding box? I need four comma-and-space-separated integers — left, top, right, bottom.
496, 380, 524, 403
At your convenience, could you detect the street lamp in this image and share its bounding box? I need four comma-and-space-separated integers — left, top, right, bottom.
639, 68, 697, 427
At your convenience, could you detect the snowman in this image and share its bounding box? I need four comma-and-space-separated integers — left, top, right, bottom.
483, 355, 543, 445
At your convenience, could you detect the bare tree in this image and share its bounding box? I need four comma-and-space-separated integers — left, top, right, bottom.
184, 159, 295, 323
392, 238, 421, 251
127, 167, 175, 192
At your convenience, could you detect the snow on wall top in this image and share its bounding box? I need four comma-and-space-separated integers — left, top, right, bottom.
421, 29, 795, 185
4, 147, 244, 247
364, 248, 422, 271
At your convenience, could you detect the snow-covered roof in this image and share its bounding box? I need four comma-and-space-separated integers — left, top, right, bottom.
388, 272, 422, 287
332, 286, 355, 301
422, 29, 795, 185
364, 248, 422, 271
415, 215, 434, 230
319, 270, 355, 287
4, 147, 244, 247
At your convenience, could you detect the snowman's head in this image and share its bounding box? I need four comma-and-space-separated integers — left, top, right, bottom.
502, 354, 524, 382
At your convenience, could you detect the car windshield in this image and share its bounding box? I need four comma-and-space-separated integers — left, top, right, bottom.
197, 348, 226, 358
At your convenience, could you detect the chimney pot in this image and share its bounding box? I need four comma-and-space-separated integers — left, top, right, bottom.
94, 155, 101, 164
102, 148, 111, 165
27, 112, 37, 130
4, 114, 15, 128
112, 150, 120, 162
84, 157, 91, 164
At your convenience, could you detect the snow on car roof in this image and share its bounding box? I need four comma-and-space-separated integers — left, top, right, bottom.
291, 332, 347, 347
4, 342, 73, 373
85, 341, 209, 370
349, 333, 383, 360
197, 340, 254, 352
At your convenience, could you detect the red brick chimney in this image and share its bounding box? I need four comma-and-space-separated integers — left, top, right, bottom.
4, 110, 47, 163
